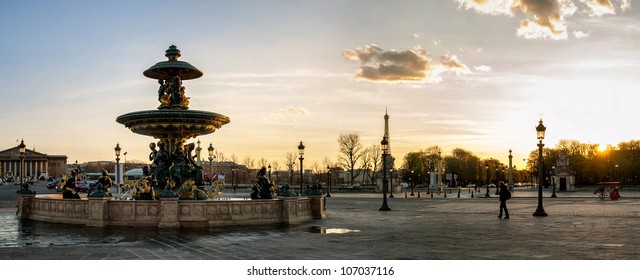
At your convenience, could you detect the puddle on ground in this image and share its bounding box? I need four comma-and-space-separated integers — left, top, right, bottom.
305, 226, 360, 234
602, 243, 625, 247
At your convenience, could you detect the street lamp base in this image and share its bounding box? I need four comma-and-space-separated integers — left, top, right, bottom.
484, 194, 490, 198
379, 205, 391, 211
532, 207, 548, 216
326, 193, 331, 197
551, 193, 557, 198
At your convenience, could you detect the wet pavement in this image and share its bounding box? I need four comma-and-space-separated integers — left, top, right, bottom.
1, 183, 640, 260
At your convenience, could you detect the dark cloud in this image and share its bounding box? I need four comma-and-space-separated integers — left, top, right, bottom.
343, 45, 472, 83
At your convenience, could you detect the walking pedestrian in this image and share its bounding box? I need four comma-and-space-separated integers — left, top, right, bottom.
498, 181, 510, 219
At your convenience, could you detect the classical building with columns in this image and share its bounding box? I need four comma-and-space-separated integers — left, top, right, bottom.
0, 146, 67, 180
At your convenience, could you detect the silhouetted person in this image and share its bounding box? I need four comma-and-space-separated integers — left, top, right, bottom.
498, 181, 510, 219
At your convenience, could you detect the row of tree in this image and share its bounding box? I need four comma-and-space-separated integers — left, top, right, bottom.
334, 133, 640, 187
81, 135, 640, 187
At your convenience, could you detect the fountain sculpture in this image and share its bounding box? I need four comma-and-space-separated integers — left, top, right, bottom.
116, 45, 230, 199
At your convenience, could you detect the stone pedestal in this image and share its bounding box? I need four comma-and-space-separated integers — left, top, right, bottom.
281, 197, 299, 224
310, 195, 326, 220
87, 196, 112, 227
16, 194, 36, 219
159, 197, 179, 228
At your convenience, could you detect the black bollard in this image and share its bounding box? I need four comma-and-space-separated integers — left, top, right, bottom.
471, 191, 474, 198
444, 192, 447, 198
405, 192, 407, 198
418, 192, 421, 198
457, 190, 460, 198
431, 192, 433, 198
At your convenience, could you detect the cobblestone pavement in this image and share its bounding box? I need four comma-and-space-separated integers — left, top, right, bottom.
1, 183, 640, 260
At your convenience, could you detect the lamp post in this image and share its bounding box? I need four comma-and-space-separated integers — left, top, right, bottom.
485, 163, 490, 197
389, 168, 395, 198
508, 149, 514, 191
379, 136, 391, 211
551, 165, 557, 198
437, 151, 443, 193
495, 167, 500, 195
18, 139, 26, 186
326, 165, 332, 197
533, 118, 548, 217
298, 141, 305, 194
208, 143, 214, 186
268, 164, 272, 180
410, 170, 415, 196
114, 143, 121, 194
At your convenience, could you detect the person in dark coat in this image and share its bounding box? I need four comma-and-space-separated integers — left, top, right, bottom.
498, 181, 510, 219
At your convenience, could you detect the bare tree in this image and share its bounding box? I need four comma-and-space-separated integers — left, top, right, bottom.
230, 154, 238, 164
360, 148, 372, 184
338, 133, 364, 185
368, 145, 382, 184
216, 151, 226, 162
259, 157, 268, 169
284, 152, 296, 185
311, 162, 321, 181
243, 156, 255, 169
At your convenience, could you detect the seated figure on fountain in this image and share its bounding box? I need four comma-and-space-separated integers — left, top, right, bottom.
133, 165, 155, 200
62, 169, 80, 199
89, 169, 113, 197
252, 166, 274, 199
151, 141, 170, 191
184, 142, 204, 186
170, 143, 192, 188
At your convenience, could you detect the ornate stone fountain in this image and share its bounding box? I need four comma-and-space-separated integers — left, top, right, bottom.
17, 45, 325, 228
117, 45, 230, 198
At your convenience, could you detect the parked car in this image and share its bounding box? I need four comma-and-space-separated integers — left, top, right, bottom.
348, 184, 361, 190
47, 179, 62, 190
75, 181, 91, 193
26, 176, 36, 184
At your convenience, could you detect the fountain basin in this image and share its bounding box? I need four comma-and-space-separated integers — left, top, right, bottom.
116, 109, 230, 139
17, 194, 326, 228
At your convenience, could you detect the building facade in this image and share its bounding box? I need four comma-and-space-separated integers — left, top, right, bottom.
0, 146, 67, 180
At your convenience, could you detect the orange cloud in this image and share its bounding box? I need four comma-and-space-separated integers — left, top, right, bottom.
455, 0, 631, 40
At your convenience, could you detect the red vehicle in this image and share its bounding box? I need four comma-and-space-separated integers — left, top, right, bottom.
594, 182, 620, 200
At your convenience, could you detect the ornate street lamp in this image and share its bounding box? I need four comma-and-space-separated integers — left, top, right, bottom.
208, 143, 214, 186
495, 167, 500, 195
485, 163, 490, 197
410, 170, 415, 196
379, 136, 391, 211
533, 118, 548, 217
508, 149, 514, 191
326, 165, 332, 197
551, 165, 557, 198
18, 139, 26, 186
298, 141, 305, 194
114, 143, 121, 193
268, 164, 272, 180
389, 168, 395, 198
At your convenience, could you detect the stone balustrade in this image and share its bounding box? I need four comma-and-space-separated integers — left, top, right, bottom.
18, 194, 326, 228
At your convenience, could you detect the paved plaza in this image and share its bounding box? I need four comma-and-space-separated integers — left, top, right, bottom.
1, 182, 640, 261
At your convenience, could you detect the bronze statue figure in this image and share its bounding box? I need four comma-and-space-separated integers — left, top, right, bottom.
62, 169, 80, 199
252, 166, 275, 199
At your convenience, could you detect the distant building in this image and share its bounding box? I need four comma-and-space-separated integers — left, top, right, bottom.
0, 146, 67, 179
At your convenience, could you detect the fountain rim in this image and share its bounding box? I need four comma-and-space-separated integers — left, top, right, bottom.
116, 109, 230, 124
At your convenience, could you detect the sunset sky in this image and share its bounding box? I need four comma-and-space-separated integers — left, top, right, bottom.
1, 0, 638, 170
